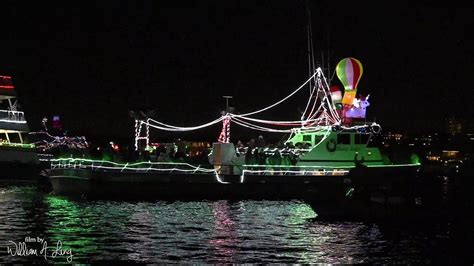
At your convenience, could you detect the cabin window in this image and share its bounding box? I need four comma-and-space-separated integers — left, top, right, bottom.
21, 133, 29, 143
355, 134, 371, 144
8, 133, 21, 144
314, 136, 322, 144
0, 133, 7, 143
337, 134, 351, 145
303, 135, 312, 142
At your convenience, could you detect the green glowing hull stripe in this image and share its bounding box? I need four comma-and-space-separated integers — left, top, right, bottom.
299, 159, 383, 163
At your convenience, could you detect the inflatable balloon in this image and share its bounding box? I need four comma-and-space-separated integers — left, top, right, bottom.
336, 57, 363, 92
341, 90, 356, 105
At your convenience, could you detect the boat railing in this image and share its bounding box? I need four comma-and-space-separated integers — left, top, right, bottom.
240, 164, 351, 177
0, 110, 25, 122
50, 158, 217, 174
236, 146, 311, 156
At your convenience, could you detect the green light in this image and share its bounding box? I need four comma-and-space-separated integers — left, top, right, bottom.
0, 142, 35, 148
45, 196, 97, 262
345, 187, 354, 197
410, 153, 421, 164
365, 163, 420, 168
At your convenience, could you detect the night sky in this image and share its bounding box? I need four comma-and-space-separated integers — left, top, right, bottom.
1, 1, 473, 142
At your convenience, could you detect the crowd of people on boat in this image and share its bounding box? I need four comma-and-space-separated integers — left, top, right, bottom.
93, 135, 314, 166
235, 135, 311, 166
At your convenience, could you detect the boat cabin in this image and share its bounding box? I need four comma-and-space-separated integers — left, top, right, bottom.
286, 128, 385, 167
0, 75, 34, 149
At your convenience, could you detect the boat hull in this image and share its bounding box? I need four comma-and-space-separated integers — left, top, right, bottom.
306, 164, 421, 219
49, 168, 349, 201
48, 164, 419, 205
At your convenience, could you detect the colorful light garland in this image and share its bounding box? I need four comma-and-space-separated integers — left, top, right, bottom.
30, 131, 89, 150
217, 115, 231, 143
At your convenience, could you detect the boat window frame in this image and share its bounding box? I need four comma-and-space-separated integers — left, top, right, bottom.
336, 133, 351, 145
0, 132, 8, 143
7, 132, 22, 144
355, 133, 371, 145
302, 134, 312, 143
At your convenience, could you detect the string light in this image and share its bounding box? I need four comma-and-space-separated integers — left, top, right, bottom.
50, 158, 229, 184
145, 117, 224, 131
129, 67, 369, 148
134, 120, 150, 151
240, 166, 349, 183
217, 115, 231, 143
0, 119, 27, 124
29, 131, 88, 150
51, 158, 217, 172
236, 71, 318, 117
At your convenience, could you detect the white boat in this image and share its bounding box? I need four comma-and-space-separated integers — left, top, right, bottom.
0, 75, 41, 182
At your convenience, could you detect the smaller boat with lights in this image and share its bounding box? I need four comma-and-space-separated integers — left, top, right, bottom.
48, 60, 421, 213
0, 75, 43, 183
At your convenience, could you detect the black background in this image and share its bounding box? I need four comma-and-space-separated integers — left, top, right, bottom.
1, 1, 472, 143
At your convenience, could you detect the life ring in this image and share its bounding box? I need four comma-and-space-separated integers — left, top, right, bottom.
326, 139, 337, 152
371, 124, 381, 134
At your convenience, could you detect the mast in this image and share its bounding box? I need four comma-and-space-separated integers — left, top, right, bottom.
306, 2, 314, 90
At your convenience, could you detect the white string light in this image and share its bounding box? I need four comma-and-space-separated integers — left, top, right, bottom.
30, 131, 89, 150
146, 117, 224, 131
231, 117, 294, 133
51, 158, 230, 184
235, 71, 318, 117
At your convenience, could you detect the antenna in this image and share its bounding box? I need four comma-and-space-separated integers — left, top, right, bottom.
327, 31, 331, 84
222, 96, 233, 113
306, 2, 313, 89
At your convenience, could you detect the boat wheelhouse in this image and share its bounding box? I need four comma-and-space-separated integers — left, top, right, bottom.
0, 75, 38, 165
286, 125, 385, 167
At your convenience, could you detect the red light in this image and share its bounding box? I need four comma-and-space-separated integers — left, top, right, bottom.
0, 76, 14, 89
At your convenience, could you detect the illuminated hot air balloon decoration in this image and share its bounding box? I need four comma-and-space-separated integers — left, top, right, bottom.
336, 57, 363, 105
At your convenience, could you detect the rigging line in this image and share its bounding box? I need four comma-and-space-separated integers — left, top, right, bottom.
231, 114, 318, 126
232, 119, 292, 133
305, 96, 322, 123
146, 116, 224, 130
300, 84, 317, 121
312, 126, 332, 148
307, 3, 312, 91
238, 117, 317, 125
231, 117, 293, 133
232, 121, 293, 134
303, 3, 318, 123
303, 76, 324, 122
303, 70, 331, 124
308, 70, 338, 123
234, 71, 318, 118
319, 69, 340, 121
307, 0, 317, 82
330, 68, 337, 88
145, 116, 224, 132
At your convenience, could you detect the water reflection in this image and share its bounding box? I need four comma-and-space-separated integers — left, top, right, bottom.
0, 184, 473, 264
210, 201, 239, 263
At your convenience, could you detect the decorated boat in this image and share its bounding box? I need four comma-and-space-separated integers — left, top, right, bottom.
0, 75, 43, 182
48, 59, 420, 216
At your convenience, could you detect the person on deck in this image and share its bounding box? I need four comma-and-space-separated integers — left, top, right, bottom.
256, 135, 265, 148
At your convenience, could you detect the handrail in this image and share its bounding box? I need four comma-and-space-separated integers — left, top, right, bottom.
0, 110, 25, 121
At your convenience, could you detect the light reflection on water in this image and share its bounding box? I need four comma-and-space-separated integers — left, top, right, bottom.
0, 184, 473, 264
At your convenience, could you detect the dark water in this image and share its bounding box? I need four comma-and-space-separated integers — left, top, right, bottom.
0, 177, 473, 264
